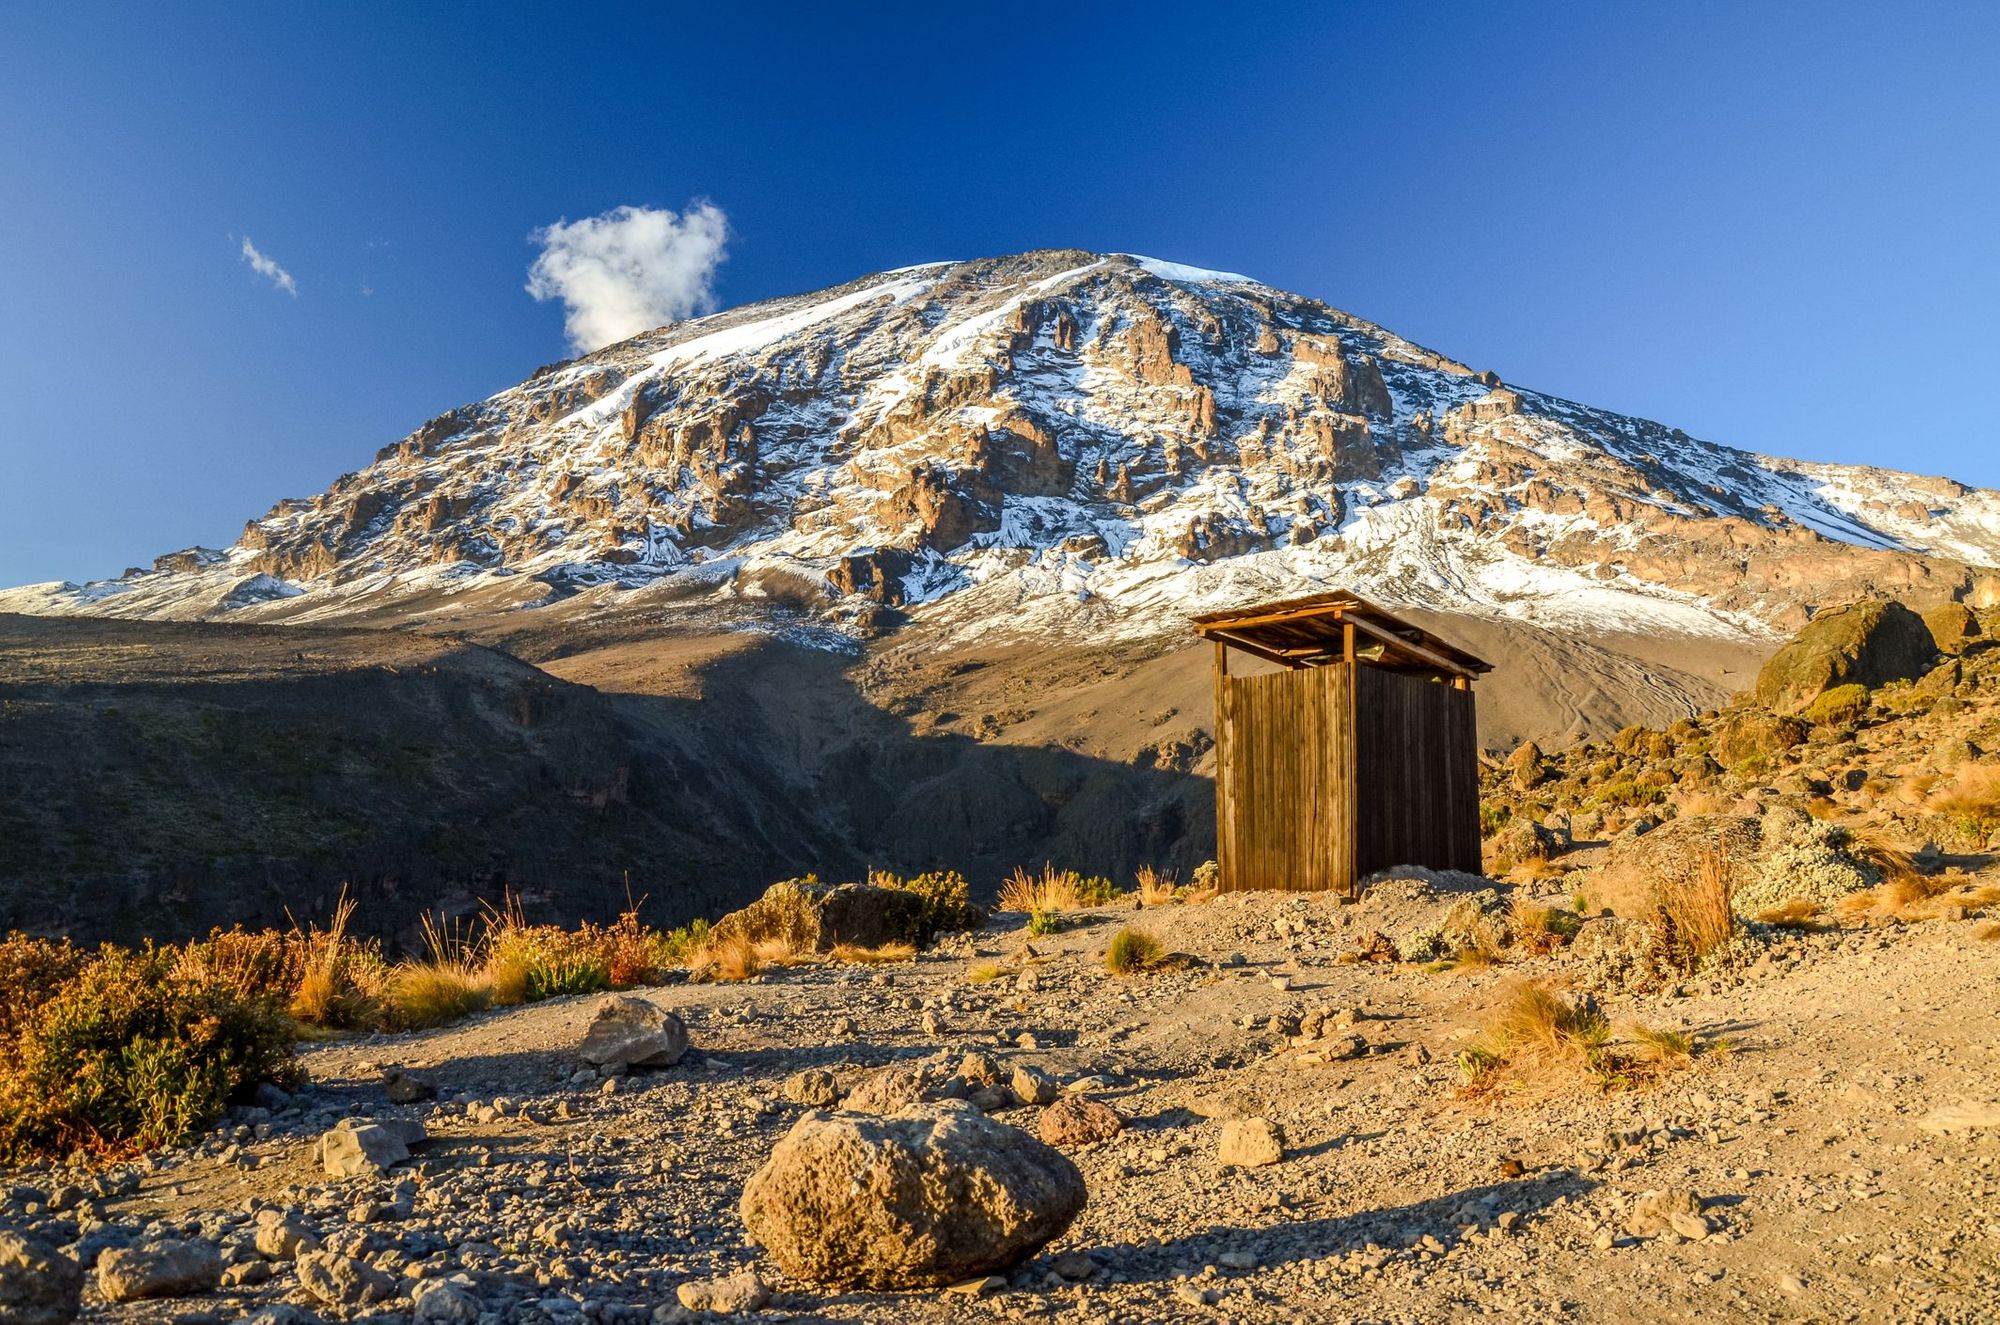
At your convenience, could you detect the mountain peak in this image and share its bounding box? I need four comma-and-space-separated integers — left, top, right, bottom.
8, 250, 1999, 638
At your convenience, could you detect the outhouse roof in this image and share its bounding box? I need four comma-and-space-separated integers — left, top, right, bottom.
1190, 591, 1494, 679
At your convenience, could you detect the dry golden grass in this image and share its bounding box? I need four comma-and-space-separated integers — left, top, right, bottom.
966, 960, 1009, 984
1930, 764, 2000, 835
1844, 827, 1920, 886
287, 891, 389, 1029
1458, 980, 1707, 1100
1135, 864, 1178, 906
1507, 857, 1567, 883
383, 961, 489, 1029
691, 933, 802, 982
1975, 922, 2000, 942
998, 864, 1121, 912
1674, 788, 1735, 817
829, 942, 915, 965
1651, 849, 1736, 974
1756, 899, 1831, 930
1456, 981, 1612, 1099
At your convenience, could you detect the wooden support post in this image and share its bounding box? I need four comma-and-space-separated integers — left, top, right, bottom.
1342, 620, 1355, 664
1452, 676, 1470, 691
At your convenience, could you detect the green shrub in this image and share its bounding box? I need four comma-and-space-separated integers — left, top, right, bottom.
1804, 684, 1869, 728
1104, 927, 1166, 974
876, 869, 982, 944
1026, 910, 1059, 937
1595, 779, 1665, 808
0, 945, 298, 1163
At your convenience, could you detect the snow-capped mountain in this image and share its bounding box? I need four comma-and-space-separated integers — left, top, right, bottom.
10, 249, 1999, 641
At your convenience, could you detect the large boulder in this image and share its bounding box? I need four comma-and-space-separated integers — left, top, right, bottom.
1923, 602, 1982, 654
0, 1231, 82, 1324
739, 1101, 1086, 1288
1753, 600, 1936, 713
710, 878, 929, 953
577, 995, 688, 1069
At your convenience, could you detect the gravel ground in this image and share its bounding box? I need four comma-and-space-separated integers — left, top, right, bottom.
6, 882, 1999, 1324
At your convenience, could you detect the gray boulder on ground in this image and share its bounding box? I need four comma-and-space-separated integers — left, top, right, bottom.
320, 1117, 425, 1178
740, 1100, 1087, 1288
97, 1239, 222, 1302
410, 1279, 482, 1323
577, 994, 689, 1069
0, 1230, 82, 1324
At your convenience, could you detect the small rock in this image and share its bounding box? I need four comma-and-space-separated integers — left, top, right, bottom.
1037, 1096, 1124, 1147
1011, 1064, 1061, 1106
383, 1068, 438, 1103
578, 995, 690, 1069
1778, 1273, 1807, 1295
675, 1269, 769, 1313
842, 1066, 928, 1115
780, 1068, 842, 1108
252, 1214, 320, 1260
97, 1239, 223, 1302
320, 1118, 423, 1178
1218, 1117, 1285, 1168
943, 1275, 1005, 1295
296, 1249, 398, 1307
411, 1281, 482, 1323
1625, 1188, 1704, 1240
0, 1230, 83, 1324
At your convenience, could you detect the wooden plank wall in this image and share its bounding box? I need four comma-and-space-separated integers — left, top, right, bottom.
1214, 663, 1355, 893
1353, 668, 1482, 876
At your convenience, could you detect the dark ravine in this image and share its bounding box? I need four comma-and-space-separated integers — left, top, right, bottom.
0, 598, 1763, 946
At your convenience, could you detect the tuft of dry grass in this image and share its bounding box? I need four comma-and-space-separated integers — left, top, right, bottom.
1756, 899, 1831, 930
1844, 827, 1920, 887
1929, 764, 2000, 836
1975, 922, 2000, 942
966, 960, 1009, 984
1458, 981, 1707, 1099
829, 942, 915, 965
1650, 849, 1736, 974
999, 864, 1123, 913
1104, 927, 1166, 975
288, 891, 389, 1029
1135, 865, 1179, 907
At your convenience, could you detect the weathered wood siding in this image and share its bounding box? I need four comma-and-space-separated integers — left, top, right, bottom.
1214, 663, 1356, 893
1353, 667, 1482, 876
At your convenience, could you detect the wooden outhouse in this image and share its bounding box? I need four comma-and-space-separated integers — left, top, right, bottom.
1191, 592, 1494, 895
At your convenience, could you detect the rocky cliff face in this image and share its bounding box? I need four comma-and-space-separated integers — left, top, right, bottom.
8, 249, 2000, 641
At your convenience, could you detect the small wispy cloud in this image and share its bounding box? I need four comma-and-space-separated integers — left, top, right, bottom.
239, 236, 298, 296
526, 201, 728, 353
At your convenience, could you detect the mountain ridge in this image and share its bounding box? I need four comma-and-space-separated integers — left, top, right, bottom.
8, 248, 1998, 641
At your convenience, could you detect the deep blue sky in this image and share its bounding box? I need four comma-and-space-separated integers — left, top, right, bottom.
3, 3, 1996, 586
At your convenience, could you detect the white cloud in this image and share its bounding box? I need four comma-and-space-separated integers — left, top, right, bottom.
526, 201, 729, 353
239, 236, 298, 296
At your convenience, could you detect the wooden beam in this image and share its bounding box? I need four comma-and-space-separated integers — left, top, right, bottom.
1209, 628, 1310, 671
1214, 638, 1227, 680
1342, 620, 1355, 664
1346, 613, 1476, 681
1192, 601, 1353, 635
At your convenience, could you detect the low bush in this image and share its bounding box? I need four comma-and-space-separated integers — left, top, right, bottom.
0, 944, 298, 1163
1804, 684, 1870, 728
873, 869, 980, 943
